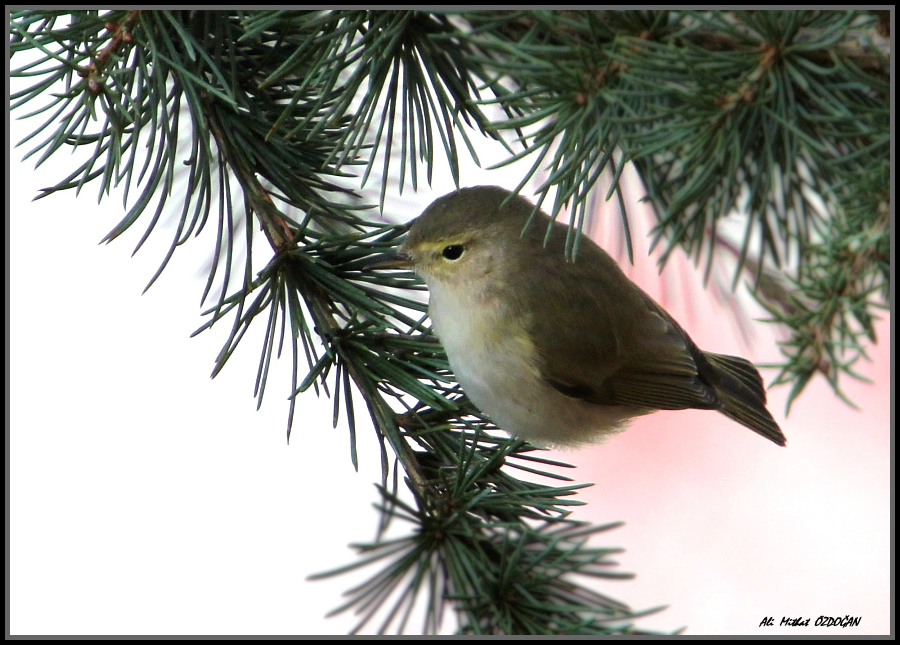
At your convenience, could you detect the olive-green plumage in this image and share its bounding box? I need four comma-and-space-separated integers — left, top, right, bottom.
399, 186, 785, 447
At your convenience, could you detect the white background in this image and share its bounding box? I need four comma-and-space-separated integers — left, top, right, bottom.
9, 43, 891, 636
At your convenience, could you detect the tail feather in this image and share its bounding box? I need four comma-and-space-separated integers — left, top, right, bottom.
704, 352, 786, 447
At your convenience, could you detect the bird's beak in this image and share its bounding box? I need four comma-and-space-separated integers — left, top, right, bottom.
364, 251, 415, 270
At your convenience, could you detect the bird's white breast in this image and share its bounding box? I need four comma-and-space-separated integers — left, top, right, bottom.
427, 279, 644, 447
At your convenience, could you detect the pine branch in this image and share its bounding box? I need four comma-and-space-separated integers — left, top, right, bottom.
9, 9, 889, 634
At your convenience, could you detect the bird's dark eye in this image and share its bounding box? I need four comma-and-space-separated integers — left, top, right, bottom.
441, 244, 465, 260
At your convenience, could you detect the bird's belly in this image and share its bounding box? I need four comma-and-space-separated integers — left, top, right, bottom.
432, 297, 645, 448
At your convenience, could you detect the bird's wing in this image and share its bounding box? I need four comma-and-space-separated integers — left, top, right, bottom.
523, 253, 720, 412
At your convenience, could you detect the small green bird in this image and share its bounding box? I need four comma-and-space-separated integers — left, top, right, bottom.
390, 186, 785, 448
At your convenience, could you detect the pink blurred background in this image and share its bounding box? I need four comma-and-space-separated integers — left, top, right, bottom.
551, 172, 893, 635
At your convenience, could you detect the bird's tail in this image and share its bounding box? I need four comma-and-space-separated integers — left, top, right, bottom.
704, 352, 786, 446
